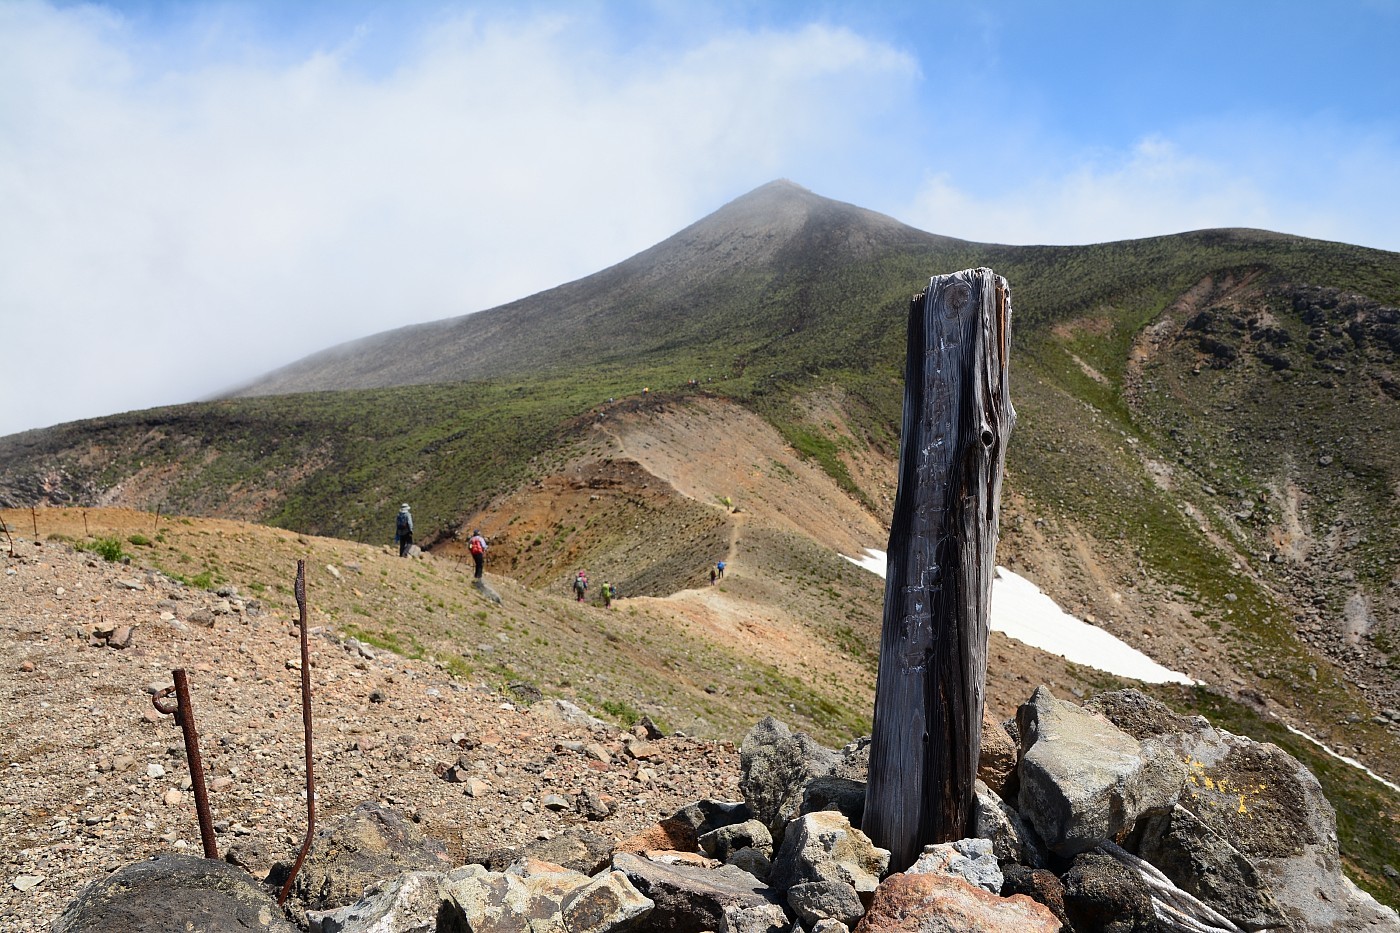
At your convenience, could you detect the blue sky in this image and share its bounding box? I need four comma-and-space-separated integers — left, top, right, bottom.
3, 0, 1397, 436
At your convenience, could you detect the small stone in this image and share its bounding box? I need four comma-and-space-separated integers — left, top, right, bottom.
12, 874, 45, 891
465, 778, 491, 798
369, 689, 386, 703
583, 743, 612, 763
542, 794, 573, 811
19, 660, 35, 673
116, 578, 146, 590
108, 625, 133, 649
147, 763, 166, 779
163, 789, 185, 807
113, 754, 135, 772
623, 738, 656, 760
286, 659, 302, 671
326, 565, 341, 579
210, 776, 234, 792
55, 586, 66, 596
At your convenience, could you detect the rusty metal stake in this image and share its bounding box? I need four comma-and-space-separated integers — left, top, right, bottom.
278, 560, 316, 906
152, 669, 218, 859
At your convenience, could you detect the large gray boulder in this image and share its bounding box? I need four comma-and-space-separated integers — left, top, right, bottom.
293, 802, 453, 911
1016, 686, 1186, 856
739, 717, 840, 836
1154, 721, 1400, 932
1132, 804, 1286, 932
53, 853, 295, 933
768, 810, 889, 897
611, 851, 780, 933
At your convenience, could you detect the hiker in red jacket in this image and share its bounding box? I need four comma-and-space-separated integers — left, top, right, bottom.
467, 530, 487, 578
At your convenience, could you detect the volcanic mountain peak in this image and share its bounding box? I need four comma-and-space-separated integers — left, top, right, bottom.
228, 180, 946, 398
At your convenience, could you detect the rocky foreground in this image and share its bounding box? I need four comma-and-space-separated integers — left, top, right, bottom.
6, 538, 1400, 932
1, 538, 741, 931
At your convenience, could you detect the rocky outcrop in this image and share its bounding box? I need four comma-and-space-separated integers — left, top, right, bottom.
53, 688, 1400, 933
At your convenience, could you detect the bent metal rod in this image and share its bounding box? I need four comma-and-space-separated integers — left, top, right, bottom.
152, 669, 218, 859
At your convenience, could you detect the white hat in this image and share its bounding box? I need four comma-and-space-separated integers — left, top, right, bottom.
401, 503, 410, 510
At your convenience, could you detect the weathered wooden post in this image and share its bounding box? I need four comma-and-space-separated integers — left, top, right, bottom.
863, 268, 1014, 870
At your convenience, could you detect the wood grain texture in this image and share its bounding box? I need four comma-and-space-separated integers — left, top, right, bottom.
863, 268, 1015, 870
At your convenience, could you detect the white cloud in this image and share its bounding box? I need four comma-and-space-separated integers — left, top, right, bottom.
0, 3, 916, 436
905, 125, 1400, 249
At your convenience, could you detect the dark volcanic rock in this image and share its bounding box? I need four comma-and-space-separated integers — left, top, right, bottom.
612, 851, 778, 933
293, 801, 453, 910
1061, 851, 1156, 933
1132, 804, 1286, 931
52, 853, 295, 933
1000, 864, 1070, 931
739, 717, 839, 836
1083, 688, 1198, 741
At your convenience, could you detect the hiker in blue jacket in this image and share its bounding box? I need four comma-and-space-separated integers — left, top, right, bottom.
395, 504, 414, 557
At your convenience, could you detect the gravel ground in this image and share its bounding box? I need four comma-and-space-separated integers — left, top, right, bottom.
1, 539, 742, 931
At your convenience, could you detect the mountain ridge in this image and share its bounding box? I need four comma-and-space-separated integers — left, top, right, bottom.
2, 181, 1398, 906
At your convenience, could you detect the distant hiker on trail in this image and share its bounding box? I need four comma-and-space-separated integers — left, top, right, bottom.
716, 560, 726, 579
573, 571, 588, 602
601, 582, 613, 609
710, 567, 717, 585
395, 504, 414, 557
467, 529, 487, 578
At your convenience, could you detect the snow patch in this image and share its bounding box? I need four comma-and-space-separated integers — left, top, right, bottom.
840, 548, 1197, 685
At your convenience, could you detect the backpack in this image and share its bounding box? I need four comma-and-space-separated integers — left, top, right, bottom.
469, 536, 485, 555
396, 513, 411, 536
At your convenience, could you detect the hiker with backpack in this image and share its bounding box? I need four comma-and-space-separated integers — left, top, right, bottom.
716, 559, 726, 580
600, 581, 613, 609
467, 529, 487, 578
395, 504, 414, 557
573, 570, 588, 602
